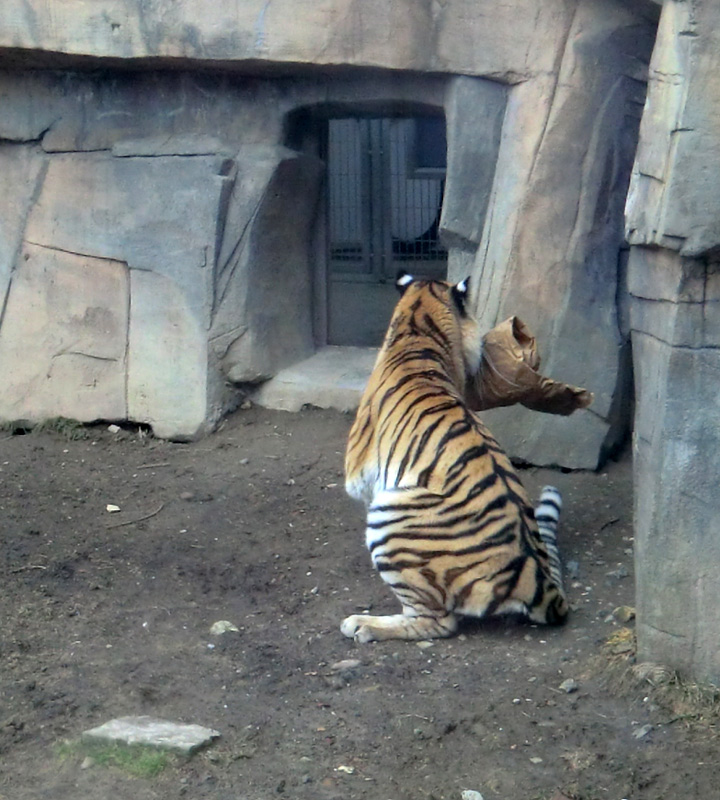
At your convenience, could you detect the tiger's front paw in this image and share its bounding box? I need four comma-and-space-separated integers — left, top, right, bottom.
340, 615, 375, 643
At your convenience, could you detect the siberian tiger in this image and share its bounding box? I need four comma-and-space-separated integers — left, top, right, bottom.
341, 272, 568, 643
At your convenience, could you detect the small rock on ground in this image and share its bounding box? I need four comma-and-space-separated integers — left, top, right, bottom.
632, 723, 653, 740
210, 620, 239, 635
613, 605, 636, 623
559, 678, 579, 693
82, 716, 220, 754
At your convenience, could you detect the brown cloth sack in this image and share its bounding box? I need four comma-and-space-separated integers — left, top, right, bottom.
466, 316, 593, 415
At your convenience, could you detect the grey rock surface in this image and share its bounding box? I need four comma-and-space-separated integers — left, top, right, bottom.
441, 77, 506, 252
469, 0, 656, 468
0, 0, 657, 465
626, 0, 720, 257
0, 0, 576, 81
82, 716, 220, 754
629, 246, 720, 684
0, 244, 128, 423
625, 0, 720, 683
218, 151, 324, 384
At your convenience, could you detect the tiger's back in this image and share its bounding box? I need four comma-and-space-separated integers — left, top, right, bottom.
342, 274, 568, 643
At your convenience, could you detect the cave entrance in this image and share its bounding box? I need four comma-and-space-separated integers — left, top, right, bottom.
324, 115, 447, 346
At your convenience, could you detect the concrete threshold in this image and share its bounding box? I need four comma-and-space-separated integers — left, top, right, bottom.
251, 345, 378, 413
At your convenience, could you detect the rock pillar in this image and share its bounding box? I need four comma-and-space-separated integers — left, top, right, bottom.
626, 0, 720, 682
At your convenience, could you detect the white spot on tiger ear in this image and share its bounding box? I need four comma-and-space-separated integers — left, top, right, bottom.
456, 278, 468, 295
397, 273, 414, 288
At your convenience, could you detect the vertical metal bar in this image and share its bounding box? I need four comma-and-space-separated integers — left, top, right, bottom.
366, 119, 382, 280
359, 119, 373, 276
376, 118, 391, 280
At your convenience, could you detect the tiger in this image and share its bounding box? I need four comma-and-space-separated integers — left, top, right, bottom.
341, 271, 568, 643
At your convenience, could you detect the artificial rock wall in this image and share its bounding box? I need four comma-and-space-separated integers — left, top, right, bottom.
0, 0, 657, 464
625, 0, 720, 684
470, 0, 656, 468
0, 70, 446, 437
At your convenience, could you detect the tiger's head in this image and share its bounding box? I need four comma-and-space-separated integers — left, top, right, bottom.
392, 270, 483, 385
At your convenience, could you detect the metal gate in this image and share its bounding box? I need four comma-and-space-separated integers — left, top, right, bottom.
326, 117, 447, 346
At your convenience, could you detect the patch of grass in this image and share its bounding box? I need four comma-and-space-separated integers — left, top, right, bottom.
56, 739, 175, 778
595, 628, 720, 729
33, 417, 89, 440
635, 666, 720, 726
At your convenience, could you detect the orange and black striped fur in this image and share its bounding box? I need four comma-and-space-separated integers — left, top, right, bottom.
341, 273, 568, 643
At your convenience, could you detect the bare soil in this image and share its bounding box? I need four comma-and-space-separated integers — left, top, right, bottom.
0, 406, 716, 800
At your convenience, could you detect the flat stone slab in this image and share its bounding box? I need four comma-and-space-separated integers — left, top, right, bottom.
252, 345, 377, 413
82, 716, 220, 754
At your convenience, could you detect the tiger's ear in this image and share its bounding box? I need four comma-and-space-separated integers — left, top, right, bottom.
396, 270, 414, 295
451, 277, 470, 315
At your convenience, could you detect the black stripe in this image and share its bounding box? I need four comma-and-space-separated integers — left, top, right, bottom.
438, 473, 500, 514
538, 497, 561, 514
376, 559, 424, 572
368, 511, 513, 551
415, 422, 480, 487
370, 495, 445, 513
377, 526, 517, 560
366, 513, 416, 530
535, 513, 559, 525
445, 444, 492, 483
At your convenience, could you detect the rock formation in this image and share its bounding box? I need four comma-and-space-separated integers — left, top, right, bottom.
0, 1, 658, 457
626, 0, 720, 684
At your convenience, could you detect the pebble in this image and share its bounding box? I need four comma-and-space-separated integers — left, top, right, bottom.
632, 723, 653, 739
559, 678, 579, 694
461, 791, 484, 800
330, 659, 361, 672
210, 620, 239, 635
606, 564, 630, 580
327, 658, 362, 688
613, 605, 636, 623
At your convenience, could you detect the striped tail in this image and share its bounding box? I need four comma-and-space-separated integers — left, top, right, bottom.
534, 486, 565, 592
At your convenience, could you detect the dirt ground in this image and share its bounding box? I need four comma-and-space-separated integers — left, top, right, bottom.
0, 405, 717, 800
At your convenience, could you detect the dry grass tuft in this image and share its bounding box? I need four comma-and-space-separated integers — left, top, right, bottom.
594, 627, 720, 729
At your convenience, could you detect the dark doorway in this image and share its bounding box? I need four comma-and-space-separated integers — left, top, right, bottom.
325, 116, 447, 346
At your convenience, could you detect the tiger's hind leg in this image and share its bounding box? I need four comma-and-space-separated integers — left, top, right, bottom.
341, 609, 458, 643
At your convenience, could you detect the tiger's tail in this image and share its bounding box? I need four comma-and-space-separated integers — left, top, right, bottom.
534, 486, 565, 591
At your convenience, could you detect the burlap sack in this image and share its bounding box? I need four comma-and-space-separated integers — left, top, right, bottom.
466, 316, 593, 415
